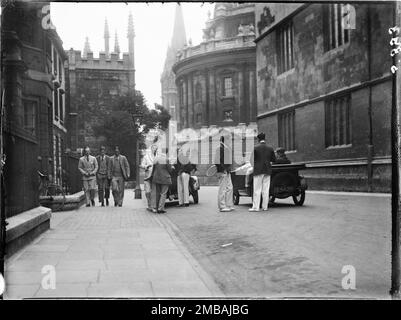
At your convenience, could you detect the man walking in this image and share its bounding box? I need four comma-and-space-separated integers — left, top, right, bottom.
214, 136, 234, 212
249, 132, 276, 212
140, 144, 157, 211
96, 146, 111, 206
109, 146, 130, 207
151, 148, 172, 213
78, 146, 98, 207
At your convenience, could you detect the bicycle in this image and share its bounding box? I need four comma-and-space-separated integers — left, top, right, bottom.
38, 171, 66, 211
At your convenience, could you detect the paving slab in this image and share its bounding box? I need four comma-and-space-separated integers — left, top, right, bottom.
4, 192, 221, 299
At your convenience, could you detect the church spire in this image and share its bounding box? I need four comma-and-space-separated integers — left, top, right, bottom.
104, 18, 110, 56
127, 11, 135, 38
127, 11, 135, 68
83, 36, 91, 58
114, 30, 120, 56
171, 3, 187, 51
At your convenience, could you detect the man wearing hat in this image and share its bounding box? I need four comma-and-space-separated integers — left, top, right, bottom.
249, 132, 276, 212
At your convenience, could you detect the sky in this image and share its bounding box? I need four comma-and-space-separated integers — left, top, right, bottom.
50, 2, 215, 107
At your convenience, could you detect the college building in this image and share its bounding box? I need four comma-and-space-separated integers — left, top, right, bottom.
255, 3, 393, 192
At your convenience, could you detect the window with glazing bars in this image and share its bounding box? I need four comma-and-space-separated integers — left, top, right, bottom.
323, 3, 350, 51
278, 110, 296, 151
277, 20, 294, 74
223, 77, 233, 97
325, 95, 351, 147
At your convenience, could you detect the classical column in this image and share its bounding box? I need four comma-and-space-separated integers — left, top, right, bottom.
204, 69, 210, 126
209, 70, 216, 125
187, 74, 193, 128
238, 64, 245, 123
183, 76, 188, 128
249, 67, 256, 122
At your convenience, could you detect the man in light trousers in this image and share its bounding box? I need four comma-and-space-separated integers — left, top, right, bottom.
78, 146, 98, 207
214, 136, 234, 212
249, 132, 276, 212
96, 146, 111, 207
176, 148, 195, 207
109, 146, 130, 207
140, 144, 157, 211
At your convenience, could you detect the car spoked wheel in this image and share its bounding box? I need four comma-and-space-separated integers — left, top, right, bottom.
292, 191, 305, 206
269, 195, 275, 204
233, 191, 240, 205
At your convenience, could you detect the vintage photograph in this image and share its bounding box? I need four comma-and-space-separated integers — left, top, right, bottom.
0, 0, 400, 301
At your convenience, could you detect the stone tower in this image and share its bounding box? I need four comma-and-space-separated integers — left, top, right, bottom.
160, 3, 187, 122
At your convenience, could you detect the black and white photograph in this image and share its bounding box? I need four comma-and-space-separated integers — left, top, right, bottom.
0, 0, 401, 304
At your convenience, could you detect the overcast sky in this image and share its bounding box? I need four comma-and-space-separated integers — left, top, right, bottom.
51, 2, 215, 107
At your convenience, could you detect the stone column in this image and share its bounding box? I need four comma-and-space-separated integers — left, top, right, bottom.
187, 74, 193, 128
209, 70, 216, 125
182, 77, 187, 128
249, 67, 256, 122
204, 69, 210, 126
238, 64, 245, 123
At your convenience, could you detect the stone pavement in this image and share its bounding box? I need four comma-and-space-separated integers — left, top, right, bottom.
4, 190, 223, 299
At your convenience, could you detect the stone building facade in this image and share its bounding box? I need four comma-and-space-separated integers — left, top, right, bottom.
172, 3, 257, 131
255, 3, 393, 192
161, 4, 187, 123
67, 14, 135, 152
1, 1, 77, 217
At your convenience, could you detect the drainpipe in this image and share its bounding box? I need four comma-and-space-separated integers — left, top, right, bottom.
366, 4, 374, 192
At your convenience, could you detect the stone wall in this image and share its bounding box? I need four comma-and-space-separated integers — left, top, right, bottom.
255, 3, 393, 192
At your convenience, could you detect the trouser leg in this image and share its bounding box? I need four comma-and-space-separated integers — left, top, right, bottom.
177, 175, 183, 205
97, 176, 105, 203
105, 179, 110, 200
182, 173, 190, 204
218, 173, 228, 209
83, 180, 90, 205
158, 184, 169, 211
111, 178, 119, 205
261, 175, 271, 210
252, 174, 263, 209
144, 180, 152, 208
118, 177, 125, 206
151, 182, 158, 210
225, 174, 233, 208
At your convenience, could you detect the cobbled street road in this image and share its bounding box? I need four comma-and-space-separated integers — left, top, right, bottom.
158, 187, 391, 298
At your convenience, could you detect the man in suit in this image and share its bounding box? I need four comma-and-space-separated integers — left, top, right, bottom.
249, 132, 276, 212
108, 146, 130, 207
140, 144, 158, 211
214, 136, 234, 212
151, 148, 172, 213
78, 146, 99, 207
96, 146, 111, 207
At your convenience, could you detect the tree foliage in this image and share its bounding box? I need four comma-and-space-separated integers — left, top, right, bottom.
92, 90, 171, 179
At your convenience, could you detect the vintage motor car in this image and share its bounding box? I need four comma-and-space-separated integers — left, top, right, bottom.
231, 162, 308, 206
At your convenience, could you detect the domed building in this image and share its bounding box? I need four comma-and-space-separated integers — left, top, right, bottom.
172, 3, 257, 131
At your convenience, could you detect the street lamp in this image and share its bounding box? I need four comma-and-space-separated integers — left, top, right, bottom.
132, 110, 143, 199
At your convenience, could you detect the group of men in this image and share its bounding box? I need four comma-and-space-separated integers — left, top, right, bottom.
78, 146, 130, 207
215, 132, 282, 212
140, 145, 196, 214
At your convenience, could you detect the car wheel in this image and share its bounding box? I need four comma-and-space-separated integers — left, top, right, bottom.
233, 191, 240, 205
269, 195, 275, 204
293, 191, 305, 206
192, 190, 199, 204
